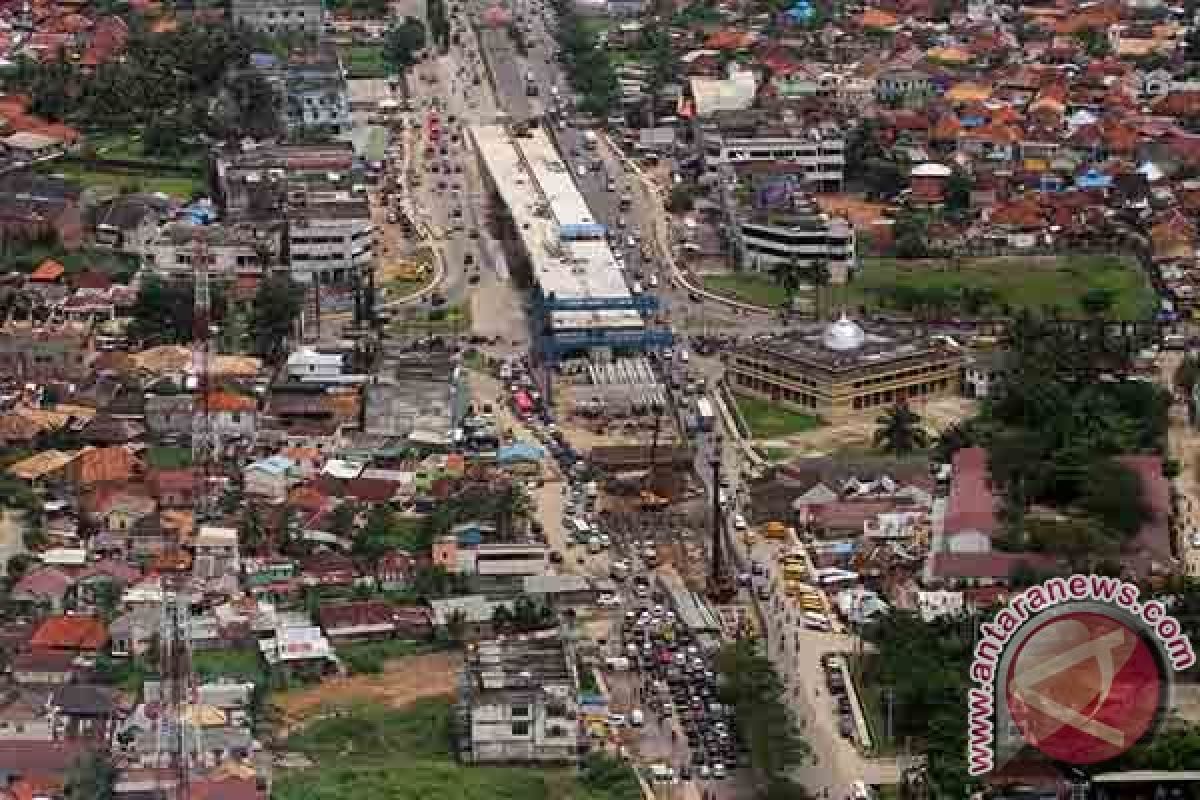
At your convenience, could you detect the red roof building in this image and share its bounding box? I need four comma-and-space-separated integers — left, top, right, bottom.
28, 260, 64, 283
29, 615, 107, 653
943, 447, 999, 541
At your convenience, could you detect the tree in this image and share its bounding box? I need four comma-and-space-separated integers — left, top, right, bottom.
5, 553, 34, 581
383, 17, 427, 70
1079, 287, 1116, 318
66, 751, 116, 800
127, 275, 193, 345
945, 169, 972, 213
773, 255, 804, 312
666, 184, 696, 213
445, 608, 468, 643
238, 505, 265, 555
220, 70, 283, 140
250, 275, 304, 363
892, 211, 929, 258
329, 502, 359, 538
804, 259, 832, 320
91, 581, 121, 622
873, 402, 929, 455
1079, 458, 1148, 539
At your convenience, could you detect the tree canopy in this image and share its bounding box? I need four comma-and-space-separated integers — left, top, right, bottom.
874, 402, 930, 455
383, 17, 428, 70
250, 275, 304, 363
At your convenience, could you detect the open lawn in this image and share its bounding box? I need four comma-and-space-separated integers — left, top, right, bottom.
37, 161, 205, 200
851, 255, 1156, 320
0, 241, 138, 276
704, 255, 1156, 319
274, 699, 641, 800
192, 648, 266, 686
703, 273, 790, 308
87, 132, 205, 167
339, 45, 389, 78
735, 394, 822, 439
146, 446, 192, 469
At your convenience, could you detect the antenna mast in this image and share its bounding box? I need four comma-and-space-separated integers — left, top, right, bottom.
191, 235, 218, 521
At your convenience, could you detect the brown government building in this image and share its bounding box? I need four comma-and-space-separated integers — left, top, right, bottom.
728, 315, 965, 424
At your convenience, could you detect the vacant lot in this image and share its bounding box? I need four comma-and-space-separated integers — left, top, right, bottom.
272, 651, 460, 734
274, 698, 642, 800
704, 255, 1156, 319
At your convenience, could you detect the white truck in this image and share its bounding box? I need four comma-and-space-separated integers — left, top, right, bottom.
583, 130, 598, 149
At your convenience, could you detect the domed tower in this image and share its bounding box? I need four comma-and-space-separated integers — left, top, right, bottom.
822, 313, 867, 352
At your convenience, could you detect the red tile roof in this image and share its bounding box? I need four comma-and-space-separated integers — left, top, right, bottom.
928, 552, 1059, 581
943, 447, 999, 538
29, 259, 64, 282
204, 391, 256, 413
318, 601, 431, 635
72, 446, 138, 486
30, 615, 108, 651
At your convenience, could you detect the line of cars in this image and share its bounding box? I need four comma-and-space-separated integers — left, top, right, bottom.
614, 604, 749, 784
822, 654, 858, 741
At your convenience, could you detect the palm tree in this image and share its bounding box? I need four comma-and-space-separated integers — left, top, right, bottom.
873, 402, 930, 455
805, 258, 832, 320
773, 255, 804, 314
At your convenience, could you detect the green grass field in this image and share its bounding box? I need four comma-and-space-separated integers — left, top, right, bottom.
37, 161, 205, 200
704, 255, 1156, 319
87, 132, 205, 167
735, 394, 822, 439
339, 45, 390, 78
192, 648, 266, 685
274, 700, 641, 800
853, 255, 1156, 319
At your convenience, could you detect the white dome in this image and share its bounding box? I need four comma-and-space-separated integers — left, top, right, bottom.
822, 314, 866, 351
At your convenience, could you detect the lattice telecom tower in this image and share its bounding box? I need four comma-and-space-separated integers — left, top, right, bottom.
190, 236, 219, 521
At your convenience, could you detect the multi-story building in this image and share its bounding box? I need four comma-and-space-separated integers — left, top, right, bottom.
729, 203, 856, 279
460, 630, 581, 764
728, 315, 964, 423
231, 0, 321, 37
287, 199, 373, 285
701, 126, 846, 190
213, 143, 373, 286
250, 46, 351, 135
145, 221, 278, 279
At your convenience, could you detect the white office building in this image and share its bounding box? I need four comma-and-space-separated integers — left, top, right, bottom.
702, 130, 846, 189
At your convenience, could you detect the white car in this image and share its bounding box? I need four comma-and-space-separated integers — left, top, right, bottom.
712, 763, 727, 780
733, 513, 747, 531
607, 713, 627, 727
597, 593, 621, 607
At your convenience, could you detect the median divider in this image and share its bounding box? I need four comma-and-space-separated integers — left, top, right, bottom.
598, 133, 777, 317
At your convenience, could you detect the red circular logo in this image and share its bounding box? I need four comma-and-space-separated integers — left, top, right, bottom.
1004, 611, 1162, 765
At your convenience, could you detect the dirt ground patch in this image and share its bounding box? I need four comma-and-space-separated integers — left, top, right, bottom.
754, 396, 978, 456
272, 651, 462, 735
815, 194, 892, 229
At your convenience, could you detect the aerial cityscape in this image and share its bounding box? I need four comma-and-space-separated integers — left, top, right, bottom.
0, 0, 1197, 798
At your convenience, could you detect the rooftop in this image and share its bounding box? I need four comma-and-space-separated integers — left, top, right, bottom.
739, 316, 956, 374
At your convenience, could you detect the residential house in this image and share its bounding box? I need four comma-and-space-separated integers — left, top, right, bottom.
875, 68, 933, 105
10, 652, 80, 686
10, 569, 71, 613
286, 348, 344, 382
461, 630, 581, 764
317, 601, 432, 643
0, 691, 52, 741
89, 193, 171, 257
300, 552, 357, 588
67, 446, 139, 489
938, 447, 998, 553
28, 616, 107, 656
148, 468, 196, 509
145, 222, 276, 280
192, 526, 240, 582
108, 607, 157, 657
0, 173, 82, 249
0, 325, 93, 382
143, 394, 194, 438
47, 685, 117, 744
244, 456, 298, 501
257, 623, 337, 678
201, 391, 257, 441
376, 549, 415, 590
